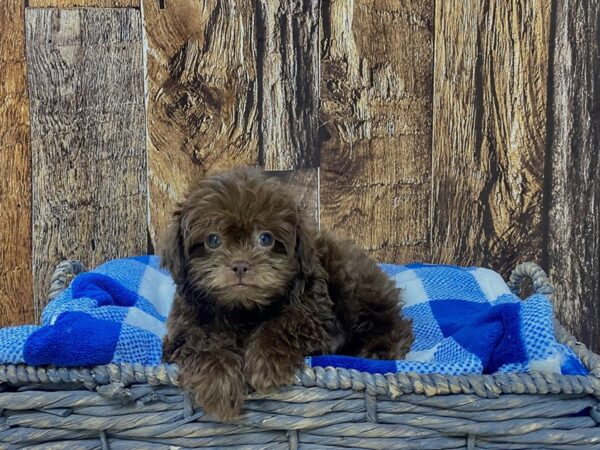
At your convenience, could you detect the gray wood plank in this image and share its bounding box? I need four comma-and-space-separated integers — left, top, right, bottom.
256, 2, 321, 231
26, 8, 148, 316
257, 0, 320, 170
29, 1, 138, 6
547, 0, 600, 350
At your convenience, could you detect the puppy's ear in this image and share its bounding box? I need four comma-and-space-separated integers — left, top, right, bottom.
159, 205, 186, 284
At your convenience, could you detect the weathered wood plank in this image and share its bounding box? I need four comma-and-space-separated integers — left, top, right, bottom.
431, 0, 551, 277
267, 169, 319, 229
547, 0, 600, 350
0, 0, 34, 326
319, 0, 434, 263
26, 8, 148, 316
257, 1, 321, 230
143, 0, 260, 248
28, 1, 138, 6
257, 0, 320, 170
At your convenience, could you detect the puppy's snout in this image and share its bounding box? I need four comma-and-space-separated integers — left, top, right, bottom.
230, 261, 250, 276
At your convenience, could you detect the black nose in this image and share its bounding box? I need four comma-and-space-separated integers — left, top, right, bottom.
230, 261, 250, 275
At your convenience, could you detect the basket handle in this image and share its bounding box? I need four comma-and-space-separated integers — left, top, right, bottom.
47, 259, 87, 301
507, 261, 554, 300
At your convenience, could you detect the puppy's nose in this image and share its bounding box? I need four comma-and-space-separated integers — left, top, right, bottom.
230, 261, 250, 275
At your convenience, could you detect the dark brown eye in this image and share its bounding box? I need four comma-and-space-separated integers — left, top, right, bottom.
206, 233, 221, 249
258, 231, 274, 247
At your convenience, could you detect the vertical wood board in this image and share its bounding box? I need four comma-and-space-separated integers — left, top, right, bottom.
258, 0, 321, 170
26, 8, 148, 315
547, 0, 600, 350
0, 0, 34, 326
143, 0, 260, 249
431, 0, 551, 277
319, 0, 434, 264
28, 1, 139, 6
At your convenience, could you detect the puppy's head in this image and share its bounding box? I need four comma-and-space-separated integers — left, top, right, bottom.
160, 167, 312, 309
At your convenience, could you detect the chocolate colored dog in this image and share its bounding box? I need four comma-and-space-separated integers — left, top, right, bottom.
160, 167, 413, 420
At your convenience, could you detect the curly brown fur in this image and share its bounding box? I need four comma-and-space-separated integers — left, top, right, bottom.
160, 167, 413, 420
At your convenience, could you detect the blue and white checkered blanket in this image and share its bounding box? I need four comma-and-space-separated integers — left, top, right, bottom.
0, 256, 587, 376
308, 263, 586, 375
0, 256, 174, 367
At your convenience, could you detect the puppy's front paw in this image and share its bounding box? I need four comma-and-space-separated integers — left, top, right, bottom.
196, 372, 246, 421
244, 342, 302, 392
178, 351, 246, 421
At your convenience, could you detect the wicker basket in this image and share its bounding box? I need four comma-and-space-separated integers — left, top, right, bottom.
1, 261, 600, 449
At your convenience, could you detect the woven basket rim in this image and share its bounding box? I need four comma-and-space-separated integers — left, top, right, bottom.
2, 260, 599, 399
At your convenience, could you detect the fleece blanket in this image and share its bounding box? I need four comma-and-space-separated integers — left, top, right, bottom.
0, 256, 587, 376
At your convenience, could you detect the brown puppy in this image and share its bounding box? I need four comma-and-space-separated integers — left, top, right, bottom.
160, 167, 413, 420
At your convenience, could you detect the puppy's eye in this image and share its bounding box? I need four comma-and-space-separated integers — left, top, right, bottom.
258, 231, 274, 248
205, 233, 222, 249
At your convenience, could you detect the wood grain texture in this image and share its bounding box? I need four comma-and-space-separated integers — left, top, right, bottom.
258, 0, 320, 170
26, 8, 148, 315
267, 169, 319, 228
319, 0, 433, 263
431, 0, 551, 277
143, 0, 260, 248
0, 0, 34, 326
547, 0, 600, 350
28, 0, 139, 6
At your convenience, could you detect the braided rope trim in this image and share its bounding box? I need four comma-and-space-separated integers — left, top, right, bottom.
1, 260, 598, 399
46, 259, 86, 301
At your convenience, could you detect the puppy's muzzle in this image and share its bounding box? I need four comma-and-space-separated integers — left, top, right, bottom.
230, 260, 250, 282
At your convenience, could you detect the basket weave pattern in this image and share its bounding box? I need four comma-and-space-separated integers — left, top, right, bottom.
1, 261, 600, 449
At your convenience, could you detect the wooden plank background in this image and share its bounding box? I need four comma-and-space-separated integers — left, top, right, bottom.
0, 0, 33, 326
547, 0, 600, 351
258, 0, 320, 171
143, 0, 260, 248
28, 1, 139, 6
0, 0, 598, 350
25, 8, 148, 317
319, 0, 433, 264
431, 0, 550, 277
